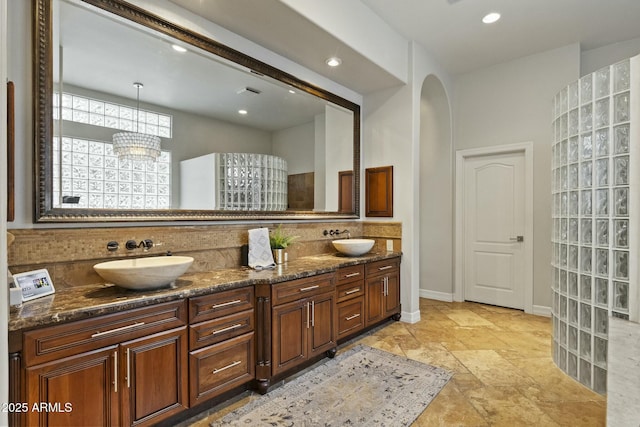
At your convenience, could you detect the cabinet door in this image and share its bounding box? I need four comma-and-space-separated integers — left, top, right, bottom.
120, 327, 188, 427
384, 271, 401, 317
308, 292, 336, 357
272, 299, 307, 376
365, 276, 385, 326
26, 346, 119, 427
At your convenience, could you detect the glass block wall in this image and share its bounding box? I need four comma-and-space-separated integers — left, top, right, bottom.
52, 137, 172, 209
217, 153, 288, 211
551, 58, 637, 394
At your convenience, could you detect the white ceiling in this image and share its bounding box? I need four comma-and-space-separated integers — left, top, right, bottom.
60, 0, 335, 131
169, 0, 404, 94
363, 0, 640, 75
171, 0, 640, 93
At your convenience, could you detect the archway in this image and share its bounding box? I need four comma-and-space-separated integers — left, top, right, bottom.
419, 75, 453, 300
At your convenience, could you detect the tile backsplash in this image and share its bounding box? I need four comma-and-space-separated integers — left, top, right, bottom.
8, 222, 401, 289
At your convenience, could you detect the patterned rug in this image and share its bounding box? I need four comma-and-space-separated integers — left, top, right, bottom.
211, 344, 453, 426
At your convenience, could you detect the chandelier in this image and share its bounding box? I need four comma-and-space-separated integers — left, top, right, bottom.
112, 82, 161, 162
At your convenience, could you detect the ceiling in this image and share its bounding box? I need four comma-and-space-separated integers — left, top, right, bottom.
60, 0, 337, 131
170, 0, 640, 93
363, 0, 640, 75
169, 0, 404, 94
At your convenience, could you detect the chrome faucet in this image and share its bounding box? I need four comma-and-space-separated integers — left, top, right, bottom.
126, 239, 154, 251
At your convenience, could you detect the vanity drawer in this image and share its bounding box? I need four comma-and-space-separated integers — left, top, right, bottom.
271, 273, 335, 306
189, 332, 255, 406
189, 286, 254, 324
336, 281, 365, 303
336, 264, 365, 285
366, 258, 400, 277
189, 309, 254, 351
337, 297, 364, 339
23, 300, 187, 367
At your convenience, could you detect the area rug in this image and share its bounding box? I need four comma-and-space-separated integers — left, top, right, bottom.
211, 344, 453, 426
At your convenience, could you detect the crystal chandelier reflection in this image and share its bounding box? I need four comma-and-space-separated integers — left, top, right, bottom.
112, 82, 161, 162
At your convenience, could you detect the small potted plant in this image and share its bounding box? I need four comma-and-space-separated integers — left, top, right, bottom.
270, 224, 299, 264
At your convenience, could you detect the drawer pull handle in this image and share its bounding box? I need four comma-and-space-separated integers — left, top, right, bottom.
345, 288, 361, 295
344, 272, 360, 278
213, 360, 241, 374
211, 323, 243, 335
91, 322, 145, 338
345, 313, 361, 321
212, 299, 242, 309
300, 285, 320, 292
378, 265, 393, 271
311, 300, 315, 327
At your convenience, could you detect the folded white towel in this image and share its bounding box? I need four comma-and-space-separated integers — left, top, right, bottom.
248, 228, 276, 270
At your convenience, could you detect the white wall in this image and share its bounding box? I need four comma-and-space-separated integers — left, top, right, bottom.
7, 0, 31, 227
581, 36, 640, 77
453, 44, 580, 309
314, 114, 327, 211
1, 0, 8, 423
324, 105, 354, 211
362, 42, 454, 322
272, 121, 315, 175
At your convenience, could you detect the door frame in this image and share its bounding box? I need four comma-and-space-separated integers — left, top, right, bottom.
454, 142, 534, 313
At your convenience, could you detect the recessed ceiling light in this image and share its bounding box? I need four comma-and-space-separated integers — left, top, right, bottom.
326, 57, 342, 67
289, 89, 296, 94
238, 109, 248, 115
172, 44, 187, 53
482, 12, 501, 24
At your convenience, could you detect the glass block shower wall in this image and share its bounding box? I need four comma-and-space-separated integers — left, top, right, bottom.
551, 57, 638, 394
217, 153, 288, 211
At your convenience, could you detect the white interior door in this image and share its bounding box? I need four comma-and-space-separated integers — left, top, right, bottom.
463, 151, 525, 309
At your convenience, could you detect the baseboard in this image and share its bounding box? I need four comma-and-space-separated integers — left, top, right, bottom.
532, 305, 551, 317
419, 289, 453, 302
400, 309, 420, 324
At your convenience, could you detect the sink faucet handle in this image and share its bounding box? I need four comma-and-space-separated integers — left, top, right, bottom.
125, 239, 154, 251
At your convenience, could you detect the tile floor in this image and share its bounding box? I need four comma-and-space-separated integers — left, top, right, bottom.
184, 299, 606, 426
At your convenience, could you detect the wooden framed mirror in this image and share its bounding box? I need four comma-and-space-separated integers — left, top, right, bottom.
33, 0, 360, 222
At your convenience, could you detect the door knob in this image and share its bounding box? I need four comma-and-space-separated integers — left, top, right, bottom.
509, 236, 524, 242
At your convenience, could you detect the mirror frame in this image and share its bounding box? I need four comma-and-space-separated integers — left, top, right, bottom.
33, 0, 361, 222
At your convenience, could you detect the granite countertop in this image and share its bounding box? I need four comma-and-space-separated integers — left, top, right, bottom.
8, 251, 401, 332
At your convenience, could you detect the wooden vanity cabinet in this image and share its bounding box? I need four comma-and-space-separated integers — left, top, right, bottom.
22, 300, 188, 427
365, 258, 401, 326
187, 287, 255, 407
271, 273, 336, 377
335, 264, 365, 339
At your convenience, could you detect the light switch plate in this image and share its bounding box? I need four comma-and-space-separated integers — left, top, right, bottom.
386, 239, 394, 251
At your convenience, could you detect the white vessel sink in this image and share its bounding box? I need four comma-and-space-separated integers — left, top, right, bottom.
94, 256, 194, 290
332, 239, 375, 256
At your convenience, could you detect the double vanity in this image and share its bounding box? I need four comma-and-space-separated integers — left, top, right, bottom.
7, 251, 401, 427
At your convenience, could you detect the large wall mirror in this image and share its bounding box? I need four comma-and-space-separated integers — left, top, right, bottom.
34, 0, 360, 222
